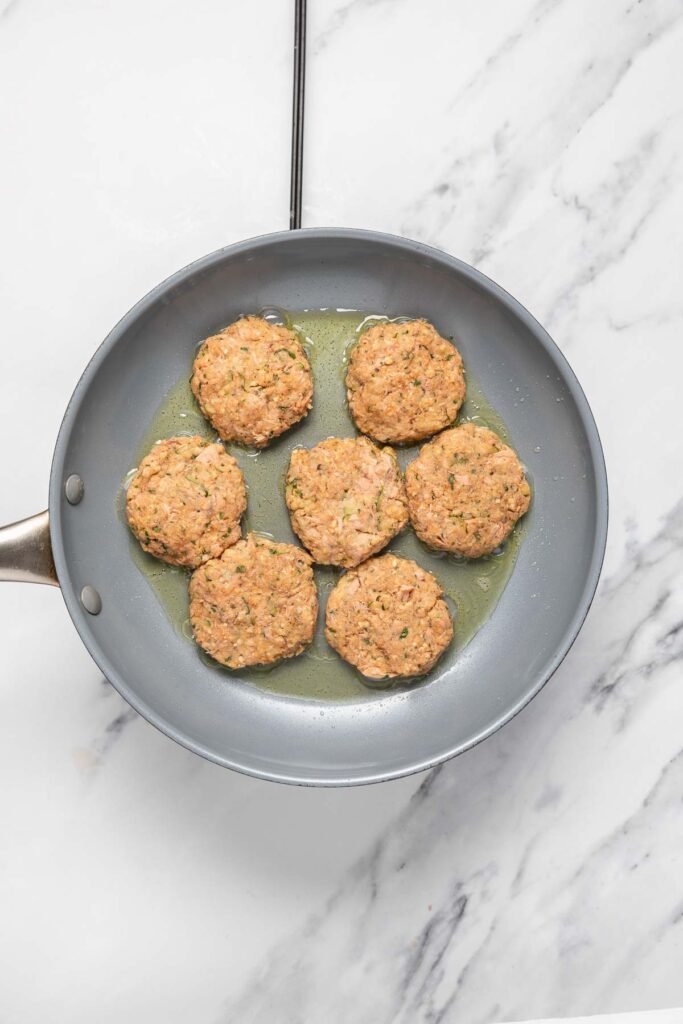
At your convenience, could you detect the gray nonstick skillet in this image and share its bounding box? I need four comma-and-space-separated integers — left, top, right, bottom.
0, 2, 607, 785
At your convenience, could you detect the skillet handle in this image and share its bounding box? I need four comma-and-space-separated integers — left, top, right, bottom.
0, 510, 59, 586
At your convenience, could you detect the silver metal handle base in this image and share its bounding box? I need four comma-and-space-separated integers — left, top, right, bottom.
0, 510, 58, 586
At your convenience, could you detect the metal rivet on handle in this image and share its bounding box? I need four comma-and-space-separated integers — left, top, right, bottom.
65, 474, 84, 505
80, 585, 102, 615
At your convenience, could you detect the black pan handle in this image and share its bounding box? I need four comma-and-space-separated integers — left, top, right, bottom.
0, 510, 58, 586
289, 0, 306, 229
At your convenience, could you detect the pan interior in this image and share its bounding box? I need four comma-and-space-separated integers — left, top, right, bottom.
118, 308, 526, 701
50, 231, 606, 784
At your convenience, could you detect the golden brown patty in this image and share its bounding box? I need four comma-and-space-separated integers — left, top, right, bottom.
325, 553, 453, 679
405, 423, 530, 559
191, 316, 313, 447
189, 533, 317, 669
285, 437, 408, 568
346, 319, 465, 444
126, 436, 246, 568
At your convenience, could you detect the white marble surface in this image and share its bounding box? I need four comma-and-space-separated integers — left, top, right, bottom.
512, 1017, 683, 1024
1, 0, 682, 1021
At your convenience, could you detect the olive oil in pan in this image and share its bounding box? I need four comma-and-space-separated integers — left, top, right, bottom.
120, 308, 527, 702
133, 376, 215, 461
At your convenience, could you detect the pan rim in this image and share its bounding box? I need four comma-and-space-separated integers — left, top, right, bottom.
49, 227, 608, 786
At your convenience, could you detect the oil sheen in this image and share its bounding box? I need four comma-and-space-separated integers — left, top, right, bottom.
118, 309, 527, 702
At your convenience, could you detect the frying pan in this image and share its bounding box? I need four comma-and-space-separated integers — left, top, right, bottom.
0, 6, 607, 786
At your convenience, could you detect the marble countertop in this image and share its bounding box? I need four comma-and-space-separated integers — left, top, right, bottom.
1, 0, 682, 1021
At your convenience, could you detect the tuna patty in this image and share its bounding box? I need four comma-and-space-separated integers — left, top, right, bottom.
189, 533, 317, 669
286, 436, 408, 568
405, 422, 530, 559
325, 553, 453, 679
126, 436, 246, 568
346, 319, 465, 444
191, 315, 313, 447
